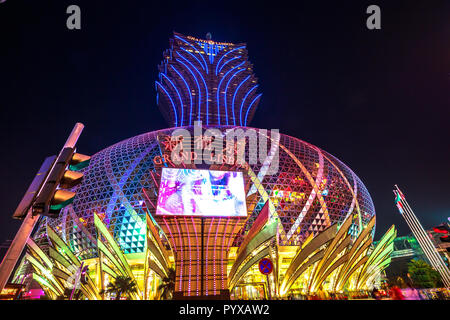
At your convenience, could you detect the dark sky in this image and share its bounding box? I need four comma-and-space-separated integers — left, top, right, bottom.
0, 0, 449, 245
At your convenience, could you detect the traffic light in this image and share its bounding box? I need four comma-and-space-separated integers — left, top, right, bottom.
32, 147, 90, 218
440, 235, 450, 243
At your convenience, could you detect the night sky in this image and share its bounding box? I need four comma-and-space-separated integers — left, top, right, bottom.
0, 1, 449, 246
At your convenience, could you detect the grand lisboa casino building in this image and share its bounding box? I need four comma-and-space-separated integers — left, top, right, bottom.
14, 32, 396, 300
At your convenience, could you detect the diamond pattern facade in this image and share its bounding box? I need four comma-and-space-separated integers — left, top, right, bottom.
43, 126, 375, 259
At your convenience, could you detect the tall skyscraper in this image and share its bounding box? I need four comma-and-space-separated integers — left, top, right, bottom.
156, 32, 262, 127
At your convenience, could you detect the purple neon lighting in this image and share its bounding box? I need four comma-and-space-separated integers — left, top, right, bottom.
221, 218, 230, 290
213, 217, 221, 295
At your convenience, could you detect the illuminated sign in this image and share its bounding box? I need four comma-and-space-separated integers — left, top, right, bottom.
153, 134, 250, 169
156, 168, 247, 217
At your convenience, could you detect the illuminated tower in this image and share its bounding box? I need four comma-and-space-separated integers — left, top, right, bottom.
394, 185, 450, 287
156, 32, 262, 127
153, 32, 263, 299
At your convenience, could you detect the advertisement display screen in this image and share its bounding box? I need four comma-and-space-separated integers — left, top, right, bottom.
156, 168, 247, 217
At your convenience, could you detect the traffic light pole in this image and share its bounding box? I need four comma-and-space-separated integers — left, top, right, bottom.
0, 123, 85, 292
0, 209, 40, 292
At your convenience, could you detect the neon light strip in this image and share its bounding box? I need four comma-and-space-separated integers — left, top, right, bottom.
244, 93, 262, 126
180, 47, 207, 73
221, 218, 230, 290
400, 205, 447, 282
175, 58, 202, 123
191, 217, 200, 296
213, 218, 221, 295
161, 73, 184, 126
184, 217, 192, 296
227, 218, 241, 249
247, 130, 278, 197
217, 61, 245, 125
395, 193, 439, 268
205, 218, 215, 296
162, 216, 176, 252
155, 81, 178, 127
395, 189, 450, 286
174, 217, 183, 292
239, 85, 258, 126
174, 35, 208, 73
177, 52, 209, 124
395, 192, 444, 277
320, 152, 362, 232
224, 68, 246, 125
215, 46, 245, 75
218, 56, 241, 74
232, 75, 251, 126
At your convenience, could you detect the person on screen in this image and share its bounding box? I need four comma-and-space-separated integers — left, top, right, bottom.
159, 171, 184, 215
179, 170, 202, 215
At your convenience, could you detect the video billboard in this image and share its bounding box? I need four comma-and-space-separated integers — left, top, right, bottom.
156, 168, 247, 217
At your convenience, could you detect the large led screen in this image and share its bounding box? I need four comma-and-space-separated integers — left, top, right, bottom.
156, 168, 247, 217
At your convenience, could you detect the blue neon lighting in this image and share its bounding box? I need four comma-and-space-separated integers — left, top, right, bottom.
175, 35, 208, 73
177, 51, 209, 125
175, 57, 202, 123
239, 85, 258, 126
161, 73, 184, 126
224, 68, 245, 125
180, 47, 207, 73
170, 65, 193, 126
245, 93, 262, 126
218, 56, 241, 74
216, 61, 245, 125
198, 42, 220, 65
195, 48, 208, 74
232, 74, 251, 126
215, 46, 245, 75
156, 81, 178, 127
